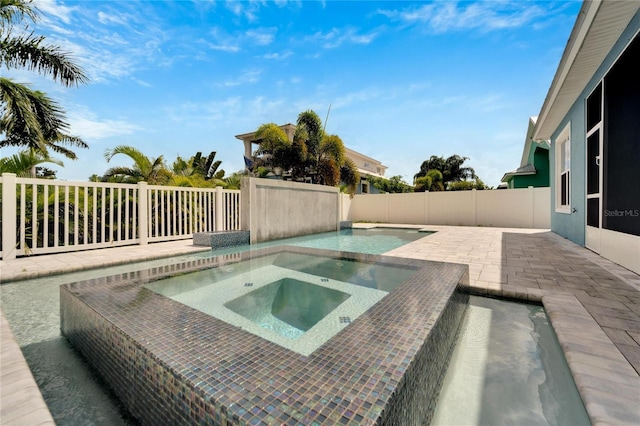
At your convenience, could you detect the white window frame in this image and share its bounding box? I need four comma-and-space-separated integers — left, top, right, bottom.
555, 123, 571, 213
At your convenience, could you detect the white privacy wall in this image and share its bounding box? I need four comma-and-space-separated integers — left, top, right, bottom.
346, 187, 550, 229
241, 178, 340, 243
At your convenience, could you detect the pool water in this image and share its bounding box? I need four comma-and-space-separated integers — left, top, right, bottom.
432, 296, 590, 425
213, 227, 432, 255
144, 251, 415, 355
226, 277, 350, 335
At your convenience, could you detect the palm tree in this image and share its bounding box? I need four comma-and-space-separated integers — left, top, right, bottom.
414, 155, 477, 189
254, 110, 360, 194
170, 151, 226, 188
192, 151, 225, 180
0, 0, 88, 165
102, 145, 171, 185
0, 81, 88, 159
0, 148, 62, 177
254, 123, 303, 174
294, 110, 323, 177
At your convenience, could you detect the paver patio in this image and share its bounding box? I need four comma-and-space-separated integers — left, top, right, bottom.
1, 226, 639, 424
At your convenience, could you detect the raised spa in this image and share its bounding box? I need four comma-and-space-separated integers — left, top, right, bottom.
61, 245, 468, 425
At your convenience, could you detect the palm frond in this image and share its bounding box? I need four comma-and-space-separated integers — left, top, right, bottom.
0, 77, 45, 149
0, 0, 38, 30
0, 32, 88, 86
0, 148, 63, 177
101, 166, 144, 183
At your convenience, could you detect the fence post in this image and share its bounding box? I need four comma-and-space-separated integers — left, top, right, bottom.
1, 173, 17, 260
138, 182, 148, 245
215, 186, 223, 231
472, 188, 478, 226
386, 192, 390, 223
424, 191, 429, 225
528, 186, 535, 228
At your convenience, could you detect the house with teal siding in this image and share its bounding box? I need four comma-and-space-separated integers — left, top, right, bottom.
501, 117, 550, 189
533, 0, 640, 274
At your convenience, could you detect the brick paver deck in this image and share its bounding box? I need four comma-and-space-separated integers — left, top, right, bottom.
1, 227, 639, 425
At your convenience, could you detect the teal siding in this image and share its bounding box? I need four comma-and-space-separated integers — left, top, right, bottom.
550, 10, 640, 246
510, 148, 549, 189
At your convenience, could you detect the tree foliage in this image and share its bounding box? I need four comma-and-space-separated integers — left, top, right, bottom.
102, 145, 171, 185
368, 175, 413, 193
99, 146, 235, 188
0, 0, 88, 169
0, 148, 62, 177
414, 155, 480, 190
448, 178, 489, 191
253, 110, 360, 194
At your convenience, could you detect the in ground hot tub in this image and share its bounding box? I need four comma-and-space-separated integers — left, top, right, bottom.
61, 246, 468, 425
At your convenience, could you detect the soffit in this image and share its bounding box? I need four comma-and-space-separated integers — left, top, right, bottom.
533, 1, 639, 141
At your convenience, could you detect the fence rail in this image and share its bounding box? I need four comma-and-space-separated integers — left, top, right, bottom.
0, 173, 240, 259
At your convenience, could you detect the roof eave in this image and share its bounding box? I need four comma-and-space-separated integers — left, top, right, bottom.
533, 1, 640, 142
533, 0, 601, 141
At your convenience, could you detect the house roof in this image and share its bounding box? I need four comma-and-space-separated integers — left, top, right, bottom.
501, 163, 537, 182
519, 117, 547, 167
234, 123, 296, 142
533, 0, 640, 141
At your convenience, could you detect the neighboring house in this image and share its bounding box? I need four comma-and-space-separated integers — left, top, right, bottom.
533, 0, 640, 274
235, 124, 388, 194
501, 117, 550, 189
344, 147, 387, 194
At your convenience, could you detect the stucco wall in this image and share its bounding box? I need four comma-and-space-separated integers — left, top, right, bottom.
241, 178, 340, 243
549, 10, 640, 248
346, 187, 550, 229
550, 116, 586, 246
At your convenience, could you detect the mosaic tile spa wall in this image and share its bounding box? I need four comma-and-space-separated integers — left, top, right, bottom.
60, 246, 469, 425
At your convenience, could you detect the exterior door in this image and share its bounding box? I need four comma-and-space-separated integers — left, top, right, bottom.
585, 83, 602, 252
585, 128, 602, 252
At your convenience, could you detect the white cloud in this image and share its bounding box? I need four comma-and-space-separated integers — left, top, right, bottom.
306, 27, 380, 49
36, 0, 76, 24
378, 1, 546, 33
218, 69, 262, 87
68, 109, 141, 140
333, 87, 383, 109
97, 11, 129, 26
246, 28, 277, 45
205, 26, 277, 53
262, 50, 293, 60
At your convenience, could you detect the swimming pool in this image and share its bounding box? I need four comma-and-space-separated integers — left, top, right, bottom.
212, 227, 433, 255
1, 227, 589, 425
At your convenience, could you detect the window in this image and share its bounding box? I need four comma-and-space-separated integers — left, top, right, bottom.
555, 124, 571, 213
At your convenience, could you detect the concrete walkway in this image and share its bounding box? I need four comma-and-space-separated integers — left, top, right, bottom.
1, 227, 639, 425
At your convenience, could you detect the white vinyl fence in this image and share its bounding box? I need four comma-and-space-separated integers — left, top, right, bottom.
345, 187, 550, 229
0, 173, 240, 259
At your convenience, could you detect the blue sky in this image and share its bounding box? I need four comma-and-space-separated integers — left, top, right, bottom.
3, 0, 581, 186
